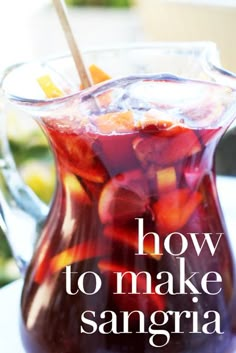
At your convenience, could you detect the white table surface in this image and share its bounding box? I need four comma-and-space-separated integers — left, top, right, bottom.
0, 175, 236, 353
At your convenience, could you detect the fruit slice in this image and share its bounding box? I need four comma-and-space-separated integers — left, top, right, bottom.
89, 64, 111, 84
104, 225, 162, 260
98, 169, 149, 224
45, 126, 108, 183
37, 74, 63, 98
94, 111, 134, 134
63, 173, 91, 204
153, 188, 202, 233
98, 261, 165, 312
50, 241, 107, 274
156, 167, 177, 194
34, 240, 108, 284
133, 129, 201, 167
133, 136, 166, 168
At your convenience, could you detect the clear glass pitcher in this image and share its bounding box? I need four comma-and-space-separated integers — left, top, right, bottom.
1, 42, 236, 353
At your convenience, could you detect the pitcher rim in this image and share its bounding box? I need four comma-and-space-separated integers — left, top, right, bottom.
1, 41, 236, 109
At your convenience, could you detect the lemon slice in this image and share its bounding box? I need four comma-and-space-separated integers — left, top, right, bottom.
37, 75, 63, 98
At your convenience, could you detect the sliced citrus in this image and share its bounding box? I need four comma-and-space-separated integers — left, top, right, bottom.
98, 169, 149, 224
94, 111, 134, 134
37, 74, 63, 98
45, 126, 108, 183
49, 241, 107, 274
153, 188, 203, 233
63, 173, 91, 204
89, 64, 111, 84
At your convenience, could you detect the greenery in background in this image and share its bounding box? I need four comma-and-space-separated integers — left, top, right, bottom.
0, 116, 55, 287
0, 231, 19, 287
65, 0, 131, 7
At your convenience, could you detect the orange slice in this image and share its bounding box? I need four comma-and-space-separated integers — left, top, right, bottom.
89, 64, 111, 84
49, 241, 107, 274
153, 188, 202, 233
95, 111, 134, 134
34, 240, 108, 283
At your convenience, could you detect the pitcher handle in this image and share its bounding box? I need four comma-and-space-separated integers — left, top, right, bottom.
0, 99, 49, 274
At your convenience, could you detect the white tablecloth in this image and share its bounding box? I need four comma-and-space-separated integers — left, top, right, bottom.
0, 176, 236, 353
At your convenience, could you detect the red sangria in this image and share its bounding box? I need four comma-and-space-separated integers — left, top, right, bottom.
19, 75, 236, 353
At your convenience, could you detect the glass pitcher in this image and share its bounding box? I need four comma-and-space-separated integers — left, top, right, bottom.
1, 42, 236, 353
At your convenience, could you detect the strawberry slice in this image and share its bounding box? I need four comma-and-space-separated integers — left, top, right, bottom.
133, 129, 201, 167
153, 188, 203, 233
98, 169, 149, 224
98, 261, 165, 312
94, 111, 134, 134
104, 225, 162, 260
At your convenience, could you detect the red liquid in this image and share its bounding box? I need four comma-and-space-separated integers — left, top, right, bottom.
20, 79, 235, 353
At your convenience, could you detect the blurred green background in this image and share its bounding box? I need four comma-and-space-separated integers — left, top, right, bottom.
0, 115, 55, 287
65, 0, 131, 7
